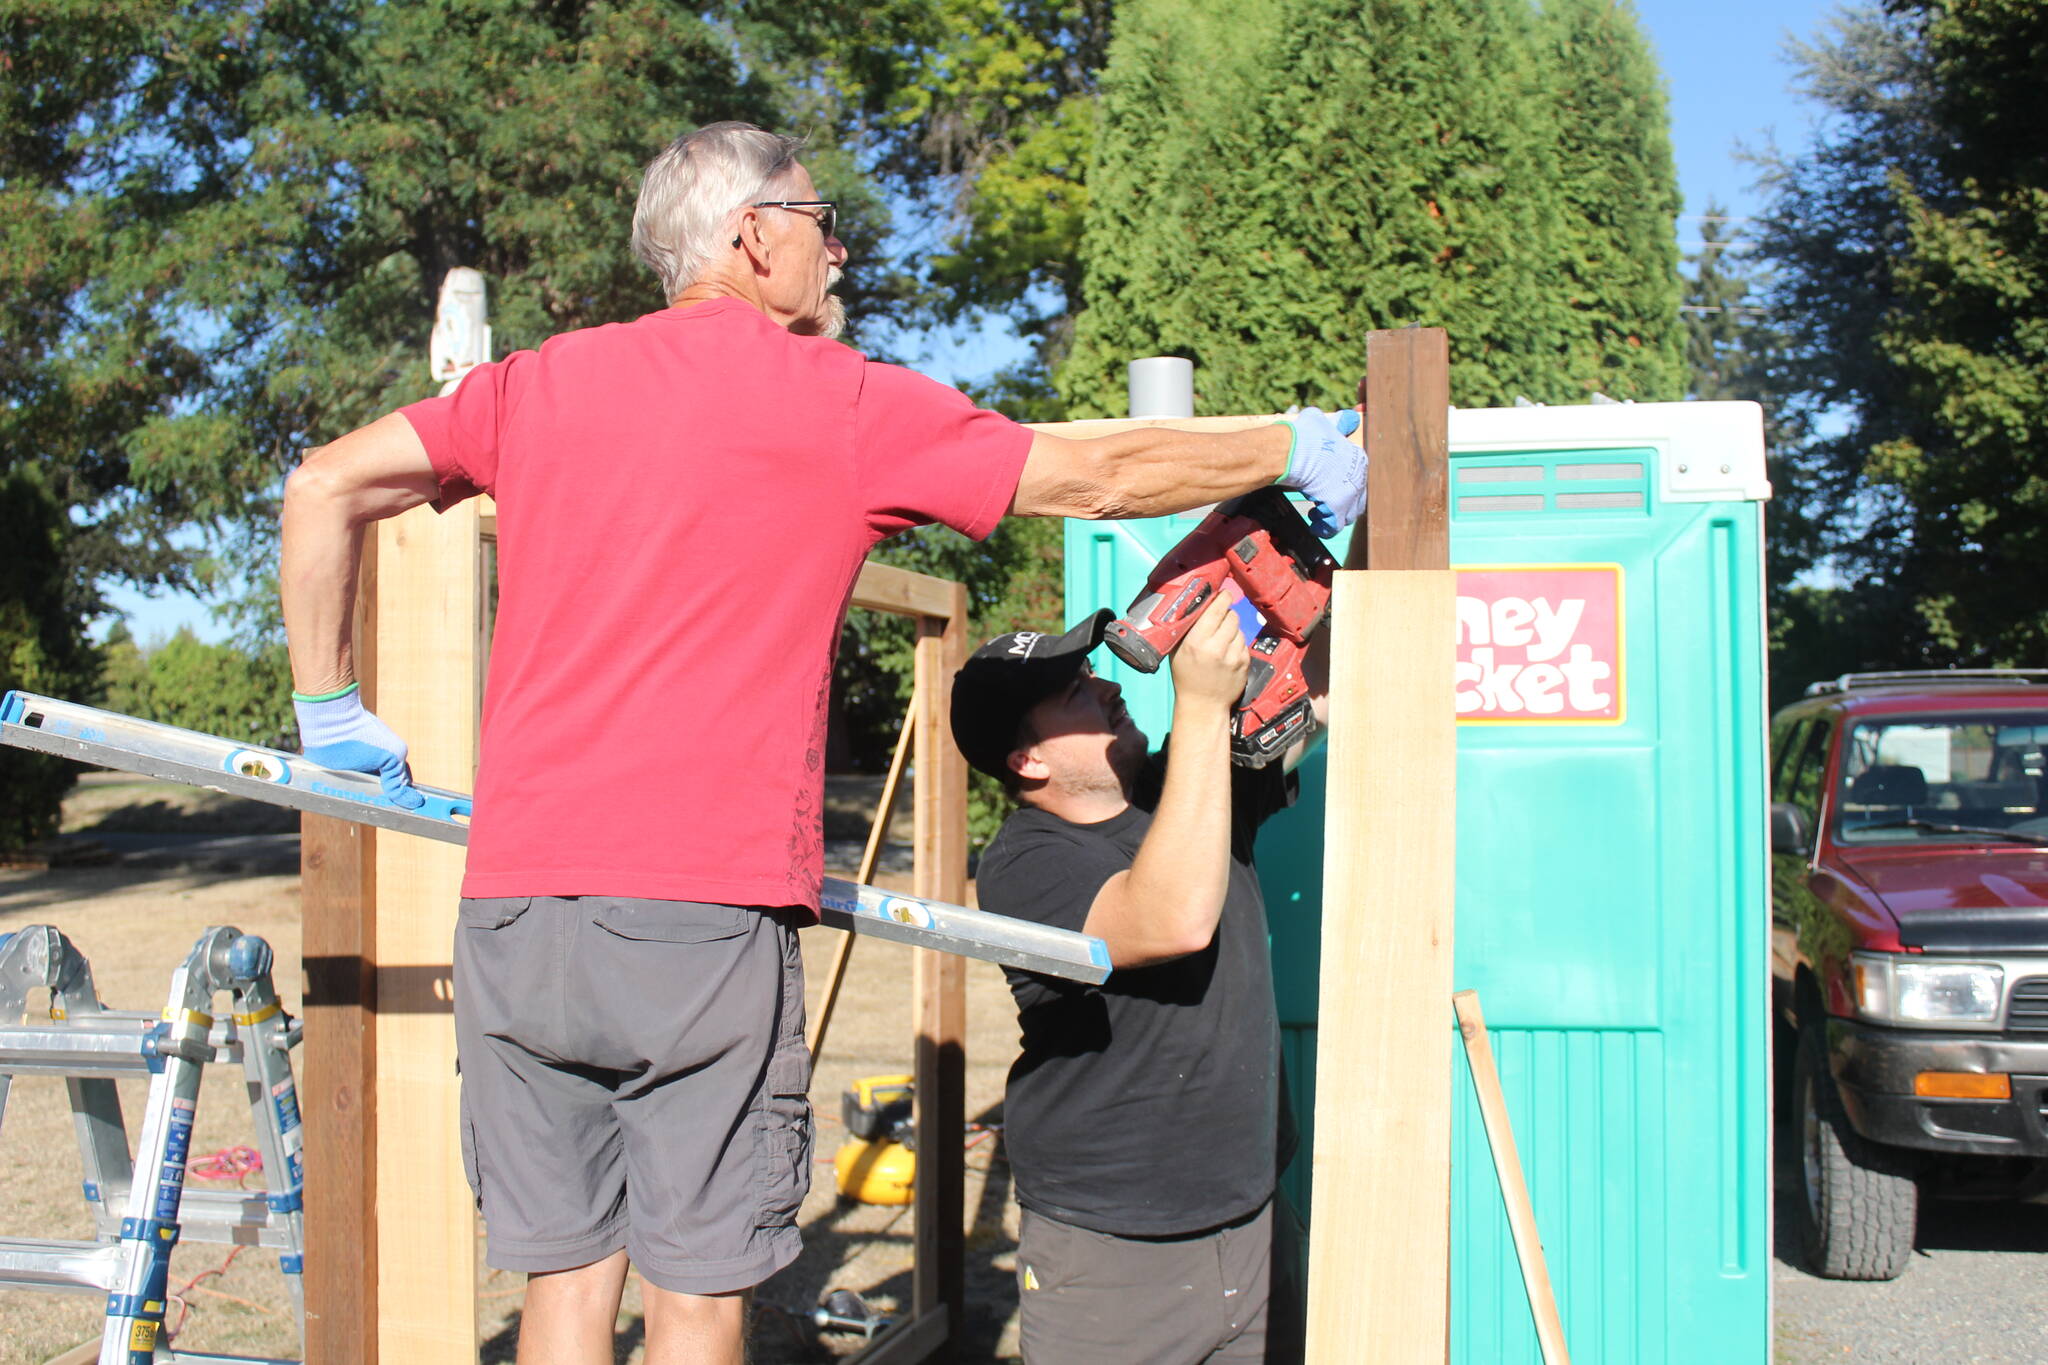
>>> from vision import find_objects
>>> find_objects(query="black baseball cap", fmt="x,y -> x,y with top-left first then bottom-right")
950,609 -> 1114,780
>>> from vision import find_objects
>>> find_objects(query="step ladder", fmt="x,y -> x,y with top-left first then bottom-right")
0,924 -> 305,1365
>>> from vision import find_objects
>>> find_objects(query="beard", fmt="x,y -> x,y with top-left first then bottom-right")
792,267 -> 846,340
1107,722 -> 1150,792
815,292 -> 846,340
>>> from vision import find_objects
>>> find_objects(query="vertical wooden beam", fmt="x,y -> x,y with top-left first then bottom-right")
372,502 -> 482,1363
910,583 -> 970,1350
301,538 -> 379,1365
1306,327 -> 1456,1362
1353,328 -> 1451,572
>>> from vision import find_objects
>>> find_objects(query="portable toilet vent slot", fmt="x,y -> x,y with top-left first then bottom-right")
1455,455 -> 1651,516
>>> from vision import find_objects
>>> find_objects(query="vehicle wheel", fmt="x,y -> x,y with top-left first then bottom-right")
1793,1021 -> 1918,1280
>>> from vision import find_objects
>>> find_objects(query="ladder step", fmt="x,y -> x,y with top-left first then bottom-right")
0,1020 -> 245,1077
177,1190 -> 296,1249
0,1236 -> 122,1293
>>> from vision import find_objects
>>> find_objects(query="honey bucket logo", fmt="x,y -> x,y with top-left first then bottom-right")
1455,565 -> 1623,724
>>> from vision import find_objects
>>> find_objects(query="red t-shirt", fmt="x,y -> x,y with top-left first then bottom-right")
400,298 -> 1030,910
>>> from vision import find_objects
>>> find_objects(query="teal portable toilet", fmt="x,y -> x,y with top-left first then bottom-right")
1062,400 -> 1771,1364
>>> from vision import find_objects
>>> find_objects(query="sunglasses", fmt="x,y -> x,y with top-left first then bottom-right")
750,200 -> 837,239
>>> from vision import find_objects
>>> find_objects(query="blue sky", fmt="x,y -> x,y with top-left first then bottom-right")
107,0 -> 1846,646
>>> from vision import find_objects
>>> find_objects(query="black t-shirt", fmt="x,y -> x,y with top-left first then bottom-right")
975,745 -> 1294,1236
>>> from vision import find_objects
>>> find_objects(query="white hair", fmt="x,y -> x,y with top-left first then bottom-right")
631,122 -> 806,301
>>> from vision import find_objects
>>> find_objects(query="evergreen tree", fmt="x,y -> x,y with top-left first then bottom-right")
1539,0 -> 1685,400
0,3 -> 899,836
760,1 -> 1110,407
1060,0 -> 1680,417
1681,204 -> 1758,402
1754,2 -> 2048,665
0,469 -> 100,849
1873,0 -> 2048,661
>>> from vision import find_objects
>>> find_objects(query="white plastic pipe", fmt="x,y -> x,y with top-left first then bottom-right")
1127,356 -> 1194,419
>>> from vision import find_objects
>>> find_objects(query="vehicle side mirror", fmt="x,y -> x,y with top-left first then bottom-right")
1771,802 -> 1811,855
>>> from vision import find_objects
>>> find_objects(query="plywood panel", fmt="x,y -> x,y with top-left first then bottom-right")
1305,570 -> 1458,1363
372,501 -> 481,1363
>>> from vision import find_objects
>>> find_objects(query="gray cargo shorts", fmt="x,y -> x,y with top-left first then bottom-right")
453,895 -> 810,1295
1016,1202 -> 1273,1364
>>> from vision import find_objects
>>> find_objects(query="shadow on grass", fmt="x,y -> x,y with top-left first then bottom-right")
0,862 -> 299,919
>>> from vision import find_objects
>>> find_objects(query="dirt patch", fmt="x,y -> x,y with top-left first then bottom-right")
0,778 -> 1026,1364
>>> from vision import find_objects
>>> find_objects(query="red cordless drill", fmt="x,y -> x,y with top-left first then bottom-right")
1102,487 -> 1335,768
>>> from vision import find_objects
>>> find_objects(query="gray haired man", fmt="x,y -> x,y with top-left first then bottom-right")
279,120 -> 1365,1363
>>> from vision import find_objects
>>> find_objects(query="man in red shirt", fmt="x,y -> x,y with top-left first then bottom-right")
280,121 -> 1364,1365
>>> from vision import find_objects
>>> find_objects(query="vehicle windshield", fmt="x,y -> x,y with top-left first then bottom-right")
1836,712 -> 2048,845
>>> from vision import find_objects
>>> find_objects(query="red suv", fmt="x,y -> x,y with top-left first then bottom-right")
1770,671 -> 2048,1279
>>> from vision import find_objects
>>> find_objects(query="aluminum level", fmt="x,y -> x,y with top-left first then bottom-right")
0,694 -> 1111,985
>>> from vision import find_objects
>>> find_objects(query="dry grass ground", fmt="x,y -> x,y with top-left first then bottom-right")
0,776 -> 1028,1364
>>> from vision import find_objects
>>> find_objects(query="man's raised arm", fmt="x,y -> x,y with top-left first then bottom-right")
278,410 -> 442,806
1010,406 -> 1365,537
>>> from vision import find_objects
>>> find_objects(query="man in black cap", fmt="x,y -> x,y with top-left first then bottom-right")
952,593 -> 1327,1364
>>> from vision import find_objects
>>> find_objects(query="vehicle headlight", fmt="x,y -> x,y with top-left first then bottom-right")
1852,953 -> 2004,1026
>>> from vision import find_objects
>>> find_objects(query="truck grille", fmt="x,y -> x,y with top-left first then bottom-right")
2008,977 -> 2048,1033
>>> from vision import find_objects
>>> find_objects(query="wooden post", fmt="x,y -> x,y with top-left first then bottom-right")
1352,328 -> 1451,573
372,502 -> 482,1362
910,582 -> 969,1352
300,539 -> 379,1365
1306,328 -> 1456,1362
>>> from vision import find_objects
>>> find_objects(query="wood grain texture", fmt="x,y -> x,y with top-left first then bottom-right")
372,501 -> 480,1362
910,583 -> 969,1350
301,535 -> 378,1365
1454,991 -> 1571,1365
301,817 -> 376,1363
854,561 -> 960,621
1305,570 -> 1458,1364
1356,329 -> 1450,572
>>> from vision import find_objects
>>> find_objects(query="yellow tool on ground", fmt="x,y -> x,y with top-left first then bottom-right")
834,1075 -> 915,1205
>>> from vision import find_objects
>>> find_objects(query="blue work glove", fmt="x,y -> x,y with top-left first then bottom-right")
1274,406 -> 1366,538
293,683 -> 425,809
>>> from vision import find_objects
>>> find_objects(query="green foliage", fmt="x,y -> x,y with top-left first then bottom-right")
1682,203 -> 1762,403
1539,0 -> 1685,401
4,3 -> 902,644
0,470 -> 99,849
96,629 -> 298,751
1060,0 -> 1683,417
1755,2 -> 2048,669
837,513 -> 1067,845
1679,203 -> 1832,620
763,1 -> 1109,396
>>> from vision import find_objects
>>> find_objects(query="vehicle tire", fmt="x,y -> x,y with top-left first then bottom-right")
1793,1020 -> 1918,1280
